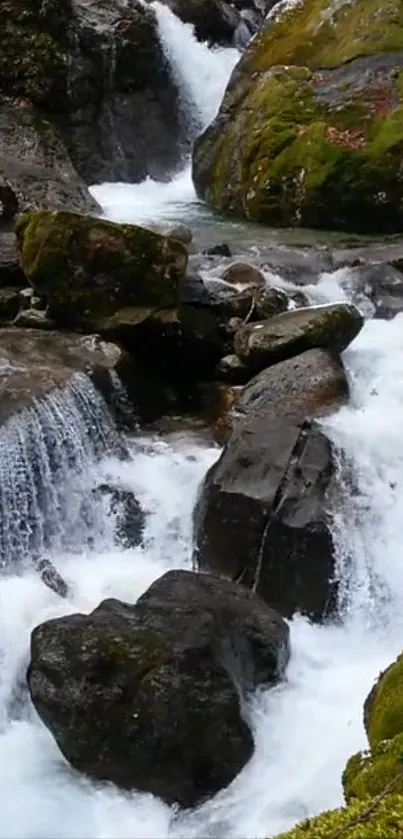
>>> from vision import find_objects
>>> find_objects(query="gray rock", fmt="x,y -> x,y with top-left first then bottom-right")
193,348 -> 349,620
0,103 -> 99,217
234,303 -> 363,371
0,328 -> 123,426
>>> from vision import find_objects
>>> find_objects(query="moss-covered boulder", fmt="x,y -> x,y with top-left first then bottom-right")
343,734 -> 403,803
234,303 -> 363,371
364,654 -> 403,748
192,0 -> 403,232
15,210 -> 188,330
274,793 -> 403,838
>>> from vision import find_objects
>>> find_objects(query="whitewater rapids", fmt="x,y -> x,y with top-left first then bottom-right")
3,5 -> 402,838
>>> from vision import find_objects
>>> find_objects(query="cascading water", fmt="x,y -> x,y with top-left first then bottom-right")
6,4 -> 403,837
1,274 -> 403,838
90,5 -> 239,225
0,373 -> 124,567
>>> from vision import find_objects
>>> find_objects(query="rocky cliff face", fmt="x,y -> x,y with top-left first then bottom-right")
192,0 -> 403,233
1,0 -> 181,216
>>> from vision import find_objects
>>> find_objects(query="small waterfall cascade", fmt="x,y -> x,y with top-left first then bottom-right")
152,1 -> 239,139
0,373 -> 126,568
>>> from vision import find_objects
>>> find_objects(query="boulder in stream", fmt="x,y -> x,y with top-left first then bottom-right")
27,568 -> 290,807
194,348 -> 348,620
15,210 -> 188,331
234,303 -> 363,372
192,0 -> 403,233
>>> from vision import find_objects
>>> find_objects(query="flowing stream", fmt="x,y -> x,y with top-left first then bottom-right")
3,6 -> 403,839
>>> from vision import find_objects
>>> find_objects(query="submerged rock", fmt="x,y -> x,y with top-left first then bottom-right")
15,210 -> 188,331
192,0 -> 403,232
91,483 -> 146,549
27,568 -> 289,807
194,349 -> 348,620
234,303 -> 363,371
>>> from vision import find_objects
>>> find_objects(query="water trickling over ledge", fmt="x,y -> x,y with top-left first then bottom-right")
0,373 -> 123,568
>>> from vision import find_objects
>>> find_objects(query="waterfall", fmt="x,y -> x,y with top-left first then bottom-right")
0,373 -> 125,568
90,5 -> 239,223
152,2 -> 239,138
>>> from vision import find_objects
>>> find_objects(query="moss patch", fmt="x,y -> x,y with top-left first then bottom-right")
242,0 -> 403,74
274,792 -> 403,838
365,655 -> 403,748
343,734 -> 403,803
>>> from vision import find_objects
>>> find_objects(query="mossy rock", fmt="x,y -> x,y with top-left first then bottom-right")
274,792 -> 403,838
241,0 -> 403,74
343,733 -> 403,803
364,654 -> 403,748
15,210 -> 188,331
192,0 -> 403,232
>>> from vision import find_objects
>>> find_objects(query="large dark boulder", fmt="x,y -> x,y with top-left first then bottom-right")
27,568 -> 290,807
1,0 -> 181,188
194,349 -> 349,620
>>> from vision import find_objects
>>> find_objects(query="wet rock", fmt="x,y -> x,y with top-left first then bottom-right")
27,568 -> 290,807
146,222 -> 193,245
13,308 -> 57,330
0,232 -> 27,288
16,210 -> 188,331
216,353 -> 252,384
0,102 -> 99,217
91,483 -> 146,549
0,328 -> 123,426
33,557 -> 70,599
253,285 -> 289,319
0,288 -> 20,323
2,0 -> 181,185
221,262 -> 266,288
193,348 -> 348,620
234,303 -> 363,372
344,263 -> 403,320
203,243 -> 232,257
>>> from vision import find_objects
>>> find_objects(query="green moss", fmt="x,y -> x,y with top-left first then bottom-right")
365,655 -> 403,748
243,0 -> 403,74
273,793 -> 403,838
194,60 -> 403,232
15,210 -> 188,331
343,734 -> 403,803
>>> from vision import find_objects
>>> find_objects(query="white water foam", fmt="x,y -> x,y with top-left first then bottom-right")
1,272 -> 403,837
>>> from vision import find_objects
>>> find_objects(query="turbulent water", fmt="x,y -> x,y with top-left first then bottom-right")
5,6 -> 403,839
